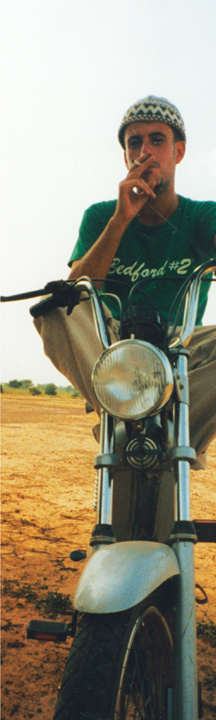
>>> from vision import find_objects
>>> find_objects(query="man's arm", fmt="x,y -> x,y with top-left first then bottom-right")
68,153 -> 158,287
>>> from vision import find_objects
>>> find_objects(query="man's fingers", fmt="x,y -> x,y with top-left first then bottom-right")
129,153 -> 156,175
121,176 -> 156,199
132,186 -> 156,199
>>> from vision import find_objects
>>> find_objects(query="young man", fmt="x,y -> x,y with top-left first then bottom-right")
35,95 -> 216,541
67,96 -> 216,324
35,96 -> 216,459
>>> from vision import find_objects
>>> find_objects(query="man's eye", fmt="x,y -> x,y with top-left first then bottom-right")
128,138 -> 140,147
152,137 -> 163,145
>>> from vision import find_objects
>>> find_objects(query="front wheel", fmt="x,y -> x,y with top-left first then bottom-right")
53,602 -> 173,720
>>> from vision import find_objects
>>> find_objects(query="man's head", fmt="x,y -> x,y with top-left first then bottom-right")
118,97 -> 186,198
118,96 -> 186,149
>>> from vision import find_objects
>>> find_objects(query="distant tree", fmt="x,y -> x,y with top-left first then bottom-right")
29,386 -> 41,396
45,383 -> 57,396
21,379 -> 33,388
8,379 -> 22,388
70,388 -> 81,398
0,383 -> 4,393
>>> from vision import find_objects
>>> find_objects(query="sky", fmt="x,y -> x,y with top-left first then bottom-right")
1,0 -> 216,386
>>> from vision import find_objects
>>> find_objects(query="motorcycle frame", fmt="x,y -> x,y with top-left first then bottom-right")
73,262 -> 215,720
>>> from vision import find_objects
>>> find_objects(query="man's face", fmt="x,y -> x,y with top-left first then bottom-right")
124,121 -> 185,195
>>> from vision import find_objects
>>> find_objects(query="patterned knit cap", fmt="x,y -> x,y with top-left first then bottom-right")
118,95 -> 186,148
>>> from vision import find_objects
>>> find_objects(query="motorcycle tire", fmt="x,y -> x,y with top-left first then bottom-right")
53,601 -> 173,720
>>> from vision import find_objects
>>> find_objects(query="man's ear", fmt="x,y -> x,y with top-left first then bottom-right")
175,141 -> 186,165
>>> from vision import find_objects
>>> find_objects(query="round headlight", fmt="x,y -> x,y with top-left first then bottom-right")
92,339 -> 173,420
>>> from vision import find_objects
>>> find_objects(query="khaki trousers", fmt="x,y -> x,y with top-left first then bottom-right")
34,302 -> 216,541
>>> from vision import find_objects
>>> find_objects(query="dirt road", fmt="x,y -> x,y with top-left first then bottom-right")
1,395 -> 216,719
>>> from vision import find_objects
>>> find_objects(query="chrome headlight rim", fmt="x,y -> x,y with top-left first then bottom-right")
92,339 -> 173,420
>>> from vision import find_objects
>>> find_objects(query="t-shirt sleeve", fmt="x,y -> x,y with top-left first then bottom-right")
193,201 -> 216,256
68,202 -> 115,267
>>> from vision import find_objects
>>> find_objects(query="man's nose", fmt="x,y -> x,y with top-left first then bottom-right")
140,139 -> 151,155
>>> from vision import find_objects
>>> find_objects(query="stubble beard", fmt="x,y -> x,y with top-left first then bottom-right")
152,176 -> 172,196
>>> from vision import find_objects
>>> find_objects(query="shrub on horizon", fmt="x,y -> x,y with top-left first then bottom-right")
45,383 -> 57,396
8,379 -> 22,388
21,379 -> 33,388
70,388 -> 81,398
29,387 -> 42,396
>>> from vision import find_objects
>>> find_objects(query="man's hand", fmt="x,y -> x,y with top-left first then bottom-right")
115,153 -> 160,225
68,152 -> 161,287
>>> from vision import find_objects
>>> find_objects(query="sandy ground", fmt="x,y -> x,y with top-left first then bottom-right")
1,394 -> 216,719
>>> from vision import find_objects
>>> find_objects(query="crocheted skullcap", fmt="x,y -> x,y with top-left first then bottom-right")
118,95 -> 186,148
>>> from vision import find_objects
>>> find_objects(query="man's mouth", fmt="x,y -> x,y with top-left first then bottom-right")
141,163 -> 160,183
141,167 -> 155,179
143,162 -> 158,171
141,162 -> 159,173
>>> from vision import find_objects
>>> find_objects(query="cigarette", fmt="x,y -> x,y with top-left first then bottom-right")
132,154 -> 151,166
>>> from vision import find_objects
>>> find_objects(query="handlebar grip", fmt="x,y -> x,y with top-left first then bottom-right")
30,294 -> 62,318
30,279 -> 81,318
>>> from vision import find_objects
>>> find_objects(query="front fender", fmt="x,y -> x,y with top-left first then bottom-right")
74,541 -> 179,614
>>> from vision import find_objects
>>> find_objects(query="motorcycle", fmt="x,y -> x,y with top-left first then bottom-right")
27,259 -> 216,720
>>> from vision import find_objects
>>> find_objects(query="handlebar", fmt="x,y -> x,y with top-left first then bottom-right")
69,262 -> 216,351
169,261 -> 216,348
71,278 -> 111,350
29,261 -> 216,351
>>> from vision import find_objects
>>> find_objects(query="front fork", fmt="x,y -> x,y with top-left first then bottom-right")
90,411 -> 116,548
170,349 -> 198,720
91,349 -> 199,719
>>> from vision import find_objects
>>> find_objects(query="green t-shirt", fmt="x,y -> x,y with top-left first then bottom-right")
68,196 -> 216,324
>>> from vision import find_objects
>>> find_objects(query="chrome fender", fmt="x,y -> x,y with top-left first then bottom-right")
74,541 -> 179,614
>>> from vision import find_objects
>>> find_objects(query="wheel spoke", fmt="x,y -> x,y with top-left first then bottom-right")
145,627 -> 157,718
116,608 -> 173,720
121,623 -> 154,719
123,665 -> 145,719
133,629 -> 152,718
127,626 -> 147,715
151,627 -> 159,717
